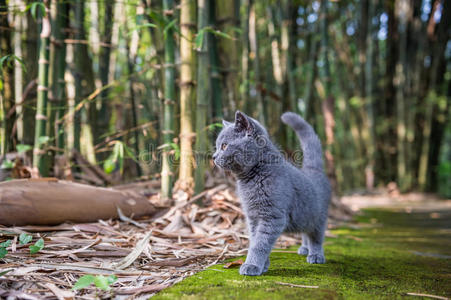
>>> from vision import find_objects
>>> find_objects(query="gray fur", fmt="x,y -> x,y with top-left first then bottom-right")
213,111 -> 331,276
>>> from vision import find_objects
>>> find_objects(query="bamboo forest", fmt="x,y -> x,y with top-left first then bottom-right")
1,0 -> 451,298
1,0 -> 450,199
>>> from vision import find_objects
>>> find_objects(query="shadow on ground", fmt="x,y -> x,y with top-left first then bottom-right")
153,205 -> 451,300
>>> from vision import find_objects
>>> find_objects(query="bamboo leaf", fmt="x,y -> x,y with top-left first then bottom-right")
0,159 -> 13,168
137,23 -> 158,30
149,11 -> 166,29
0,247 -> 7,258
29,238 -> 44,254
103,158 -> 116,174
163,19 -> 177,40
72,275 -> 95,290
127,23 -> 158,36
93,275 -> 110,290
37,136 -> 50,145
19,233 -> 32,245
204,27 -> 233,40
194,29 -> 205,50
170,142 -> 180,160
0,240 -> 11,248
0,269 -> 12,276
122,143 -> 139,163
16,144 -> 32,153
107,275 -> 118,285
208,123 -> 224,131
29,2 -> 46,20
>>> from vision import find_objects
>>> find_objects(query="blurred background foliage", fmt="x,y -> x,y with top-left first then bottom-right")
0,0 -> 450,202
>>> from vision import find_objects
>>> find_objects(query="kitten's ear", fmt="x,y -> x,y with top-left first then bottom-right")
222,120 -> 232,127
234,111 -> 253,133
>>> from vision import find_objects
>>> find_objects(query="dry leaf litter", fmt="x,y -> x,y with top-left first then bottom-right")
0,179 -> 309,299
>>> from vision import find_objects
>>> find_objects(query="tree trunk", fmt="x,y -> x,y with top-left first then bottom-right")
281,0 -> 297,150
382,0 -> 398,183
49,0 -> 67,151
209,0 -> 223,122
318,0 -> 337,193
249,0 -> 264,124
194,0 -> 210,195
33,0 -> 51,176
240,0 -> 250,113
216,0 -> 239,114
125,19 -> 141,177
73,0 -> 96,164
160,0 -> 177,203
97,0 -> 113,151
395,0 -> 411,191
13,0 -> 25,144
303,15 -> 319,122
419,0 -> 451,191
22,1 -> 38,147
178,0 -> 197,193
364,0 -> 376,190
0,0 -> 14,155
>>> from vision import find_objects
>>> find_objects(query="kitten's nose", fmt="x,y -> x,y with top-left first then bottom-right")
212,153 -> 217,160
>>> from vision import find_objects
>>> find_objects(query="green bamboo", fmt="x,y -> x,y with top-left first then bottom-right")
97,0 -> 113,150
72,0 -> 82,152
0,0 -> 13,155
209,0 -> 223,122
49,0 -> 67,151
194,0 -> 210,195
33,0 -> 51,176
160,0 -> 176,202
0,93 -> 5,157
73,0 -> 96,163
364,0 -> 376,189
395,0 -> 410,191
178,0 -> 197,192
240,0 -> 250,113
216,0 -> 239,113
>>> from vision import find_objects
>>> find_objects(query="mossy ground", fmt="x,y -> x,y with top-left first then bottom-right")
154,207 -> 451,299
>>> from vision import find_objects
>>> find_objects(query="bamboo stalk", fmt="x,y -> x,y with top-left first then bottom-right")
194,0 -> 210,195
178,0 -> 197,192
160,0 -> 177,202
33,0 -> 51,176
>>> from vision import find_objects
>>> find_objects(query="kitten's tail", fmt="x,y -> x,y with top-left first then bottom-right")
281,112 -> 324,170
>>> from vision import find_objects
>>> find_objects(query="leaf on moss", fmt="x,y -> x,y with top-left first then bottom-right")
223,259 -> 244,269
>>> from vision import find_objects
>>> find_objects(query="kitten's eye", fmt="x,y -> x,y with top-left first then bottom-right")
221,143 -> 228,150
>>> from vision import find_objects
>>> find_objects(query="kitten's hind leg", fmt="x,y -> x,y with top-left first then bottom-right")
297,233 -> 309,256
263,258 -> 270,273
306,228 -> 326,264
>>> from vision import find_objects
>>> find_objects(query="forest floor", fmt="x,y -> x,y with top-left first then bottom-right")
1,184 -> 450,299
154,194 -> 451,300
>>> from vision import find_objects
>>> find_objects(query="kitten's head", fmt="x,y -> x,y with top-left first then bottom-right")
213,111 -> 269,174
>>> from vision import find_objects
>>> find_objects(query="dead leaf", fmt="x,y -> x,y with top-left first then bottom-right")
223,259 -> 244,269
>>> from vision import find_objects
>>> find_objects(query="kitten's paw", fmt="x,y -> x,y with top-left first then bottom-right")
307,254 -> 326,264
262,259 -> 270,273
297,246 -> 309,256
239,263 -> 263,276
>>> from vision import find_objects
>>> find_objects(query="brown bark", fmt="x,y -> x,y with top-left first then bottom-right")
0,179 -> 160,226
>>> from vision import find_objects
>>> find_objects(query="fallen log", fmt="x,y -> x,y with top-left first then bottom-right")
0,178 -> 160,226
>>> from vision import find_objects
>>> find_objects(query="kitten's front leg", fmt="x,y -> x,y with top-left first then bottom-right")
240,217 -> 285,276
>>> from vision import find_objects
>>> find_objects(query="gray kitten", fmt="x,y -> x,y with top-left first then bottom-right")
213,111 -> 331,276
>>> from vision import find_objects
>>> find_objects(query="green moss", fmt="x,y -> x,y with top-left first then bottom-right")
154,208 -> 451,299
